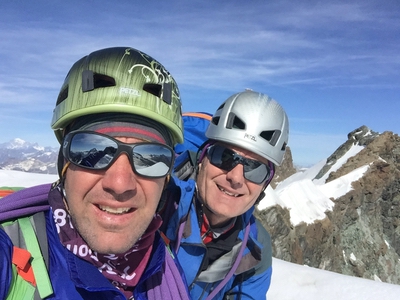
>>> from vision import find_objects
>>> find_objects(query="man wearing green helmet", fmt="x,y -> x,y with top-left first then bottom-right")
0,47 -> 189,299
163,90 -> 289,299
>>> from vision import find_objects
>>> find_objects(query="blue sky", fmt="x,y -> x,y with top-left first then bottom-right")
1,0 -> 399,167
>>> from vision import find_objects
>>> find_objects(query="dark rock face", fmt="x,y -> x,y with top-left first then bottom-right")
256,126 -> 400,284
270,146 -> 297,189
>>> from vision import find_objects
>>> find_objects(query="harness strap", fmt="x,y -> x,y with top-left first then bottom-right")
32,212 -> 50,269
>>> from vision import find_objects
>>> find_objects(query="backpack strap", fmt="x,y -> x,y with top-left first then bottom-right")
173,150 -> 198,181
1,184 -> 54,299
18,215 -> 53,298
2,213 -> 53,299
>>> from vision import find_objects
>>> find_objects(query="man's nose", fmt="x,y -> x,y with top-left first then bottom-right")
101,153 -> 137,200
225,163 -> 245,187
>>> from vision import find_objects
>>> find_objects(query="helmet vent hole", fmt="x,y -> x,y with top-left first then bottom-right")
143,83 -> 172,105
56,86 -> 69,105
93,74 -> 116,89
281,142 -> 287,151
226,113 -> 245,130
143,83 -> 162,97
217,103 -> 225,110
260,130 -> 280,146
211,116 -> 220,126
232,117 -> 245,129
82,70 -> 116,92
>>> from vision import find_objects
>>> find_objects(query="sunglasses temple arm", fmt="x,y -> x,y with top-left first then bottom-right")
264,161 -> 275,187
197,142 -> 214,163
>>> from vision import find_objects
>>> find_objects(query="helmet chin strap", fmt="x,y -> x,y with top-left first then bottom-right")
58,161 -> 71,213
255,168 -> 274,205
255,189 -> 266,205
61,187 -> 70,214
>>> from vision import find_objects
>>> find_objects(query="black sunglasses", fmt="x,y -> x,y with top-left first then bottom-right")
206,144 -> 274,184
62,131 -> 174,178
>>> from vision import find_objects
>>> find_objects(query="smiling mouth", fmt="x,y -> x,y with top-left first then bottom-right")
217,185 -> 241,197
97,205 -> 133,215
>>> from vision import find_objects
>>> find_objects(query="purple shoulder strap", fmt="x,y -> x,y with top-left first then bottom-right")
145,248 -> 190,299
206,222 -> 251,300
0,183 -> 52,222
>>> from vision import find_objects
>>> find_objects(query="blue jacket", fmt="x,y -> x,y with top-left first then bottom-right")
1,186 -> 189,300
165,177 -> 272,300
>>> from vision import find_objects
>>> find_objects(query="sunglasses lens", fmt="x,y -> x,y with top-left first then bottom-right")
67,132 -> 118,169
64,132 -> 173,177
208,145 -> 236,171
243,162 -> 270,184
132,144 -> 173,177
207,145 -> 271,184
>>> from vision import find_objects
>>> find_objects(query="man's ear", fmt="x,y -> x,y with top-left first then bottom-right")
194,161 -> 202,178
163,174 -> 171,190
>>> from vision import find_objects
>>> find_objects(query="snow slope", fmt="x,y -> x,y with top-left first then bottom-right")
0,169 -> 58,187
258,144 -> 367,226
269,257 -> 400,299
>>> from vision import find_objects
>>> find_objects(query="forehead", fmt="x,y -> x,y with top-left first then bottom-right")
215,142 -> 270,165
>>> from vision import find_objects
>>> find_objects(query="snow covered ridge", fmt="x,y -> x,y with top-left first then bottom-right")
256,125 -> 400,286
2,137 -> 44,151
259,144 -> 367,226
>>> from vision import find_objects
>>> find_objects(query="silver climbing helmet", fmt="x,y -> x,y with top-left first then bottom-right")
205,90 -> 289,166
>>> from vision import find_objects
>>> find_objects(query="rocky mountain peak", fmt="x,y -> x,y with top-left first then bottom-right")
325,128 -> 400,184
347,125 -> 379,144
315,125 -> 380,182
271,146 -> 297,189
256,125 -> 400,285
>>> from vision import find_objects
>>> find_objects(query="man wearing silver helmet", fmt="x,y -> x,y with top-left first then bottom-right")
162,90 -> 289,299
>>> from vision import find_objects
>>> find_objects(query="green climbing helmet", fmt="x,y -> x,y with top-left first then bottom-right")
51,47 -> 183,145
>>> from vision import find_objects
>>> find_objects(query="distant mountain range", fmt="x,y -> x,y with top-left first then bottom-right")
0,138 -> 58,174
